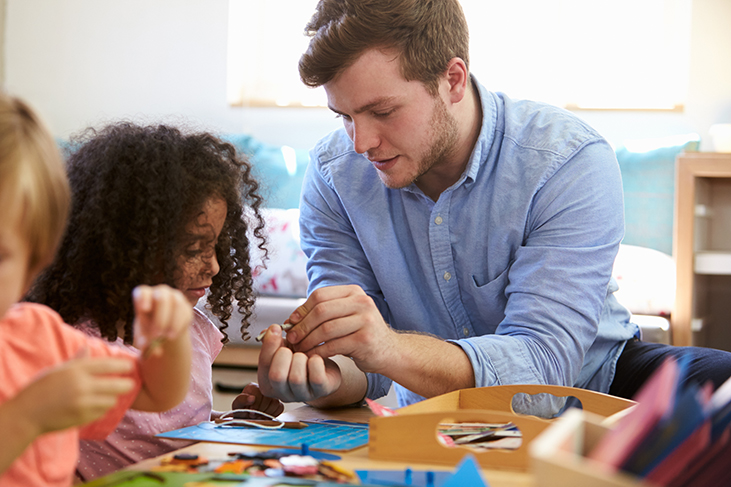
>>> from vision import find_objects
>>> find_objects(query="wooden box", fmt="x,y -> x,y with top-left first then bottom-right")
368,385 -> 635,471
530,408 -> 652,486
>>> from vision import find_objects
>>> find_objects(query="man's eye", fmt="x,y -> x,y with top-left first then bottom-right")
373,110 -> 394,118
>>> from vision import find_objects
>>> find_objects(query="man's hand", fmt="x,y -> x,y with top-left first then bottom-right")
284,285 -> 397,374
257,324 -> 343,403
231,383 -> 285,418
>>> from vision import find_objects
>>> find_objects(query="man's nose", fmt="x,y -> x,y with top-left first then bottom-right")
351,119 -> 380,155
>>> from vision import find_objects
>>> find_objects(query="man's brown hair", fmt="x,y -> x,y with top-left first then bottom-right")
299,0 -> 469,95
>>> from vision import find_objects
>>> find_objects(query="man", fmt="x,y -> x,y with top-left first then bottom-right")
256,0 -> 731,415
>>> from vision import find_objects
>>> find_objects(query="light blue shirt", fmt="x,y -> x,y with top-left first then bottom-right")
299,77 -> 638,415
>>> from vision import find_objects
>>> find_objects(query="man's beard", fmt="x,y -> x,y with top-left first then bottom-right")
380,95 -> 459,189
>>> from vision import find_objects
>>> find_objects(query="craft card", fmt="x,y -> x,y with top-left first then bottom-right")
621,380 -> 710,476
586,356 -> 679,469
156,420 -> 369,452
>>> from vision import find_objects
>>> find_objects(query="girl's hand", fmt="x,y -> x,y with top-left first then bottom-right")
132,285 -> 192,358
231,382 -> 285,418
129,284 -> 192,412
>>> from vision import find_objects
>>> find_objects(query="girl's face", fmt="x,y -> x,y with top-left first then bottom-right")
174,196 -> 228,305
0,191 -> 32,318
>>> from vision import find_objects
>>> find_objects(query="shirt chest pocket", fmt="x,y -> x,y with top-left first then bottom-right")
463,267 -> 510,332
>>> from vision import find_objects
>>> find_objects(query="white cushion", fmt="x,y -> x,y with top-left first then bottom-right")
612,244 -> 675,316
251,208 -> 308,297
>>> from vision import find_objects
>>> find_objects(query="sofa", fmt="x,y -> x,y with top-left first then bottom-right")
199,131 -> 702,348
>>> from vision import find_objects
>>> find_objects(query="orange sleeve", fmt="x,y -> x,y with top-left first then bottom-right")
10,303 -> 143,440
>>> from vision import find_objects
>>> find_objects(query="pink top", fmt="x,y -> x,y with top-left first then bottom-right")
0,303 -> 140,487
76,308 -> 224,481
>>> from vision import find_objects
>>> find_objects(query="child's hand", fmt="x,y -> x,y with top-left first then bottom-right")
231,383 -> 285,418
129,284 -> 192,412
132,285 -> 192,358
13,354 -> 135,435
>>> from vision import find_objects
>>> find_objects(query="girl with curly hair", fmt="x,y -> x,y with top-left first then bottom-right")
27,122 -> 283,481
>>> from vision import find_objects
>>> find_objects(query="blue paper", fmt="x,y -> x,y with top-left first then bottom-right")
442,455 -> 489,487
156,420 -> 368,451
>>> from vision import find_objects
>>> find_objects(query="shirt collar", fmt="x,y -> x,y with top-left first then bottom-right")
461,74 -> 497,186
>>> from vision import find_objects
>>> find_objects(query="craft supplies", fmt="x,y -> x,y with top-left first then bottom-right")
214,409 -> 287,430
149,448 -> 359,483
213,418 -> 308,429
255,323 -> 293,342
141,336 -> 166,359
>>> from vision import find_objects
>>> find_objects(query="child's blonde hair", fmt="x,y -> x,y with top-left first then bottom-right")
0,92 -> 70,274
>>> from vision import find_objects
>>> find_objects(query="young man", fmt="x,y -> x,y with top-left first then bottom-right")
257,0 -> 731,415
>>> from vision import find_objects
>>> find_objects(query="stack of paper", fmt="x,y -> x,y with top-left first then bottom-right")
587,355 -> 731,486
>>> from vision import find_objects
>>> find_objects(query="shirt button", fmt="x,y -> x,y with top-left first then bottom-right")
435,216 -> 443,225
463,327 -> 470,337
443,272 -> 452,281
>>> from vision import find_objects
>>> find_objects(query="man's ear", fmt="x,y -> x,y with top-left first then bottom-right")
443,57 -> 469,104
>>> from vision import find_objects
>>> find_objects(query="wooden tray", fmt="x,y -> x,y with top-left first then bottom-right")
368,385 -> 636,471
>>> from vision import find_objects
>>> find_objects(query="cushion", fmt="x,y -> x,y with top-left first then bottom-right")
616,133 -> 700,255
250,208 -> 308,297
222,133 -> 310,209
612,244 -> 675,316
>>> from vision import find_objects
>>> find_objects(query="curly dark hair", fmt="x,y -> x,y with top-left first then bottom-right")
26,122 -> 267,344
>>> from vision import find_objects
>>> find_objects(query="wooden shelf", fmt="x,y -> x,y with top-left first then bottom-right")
695,251 -> 731,275
673,152 -> 731,347
213,345 -> 260,368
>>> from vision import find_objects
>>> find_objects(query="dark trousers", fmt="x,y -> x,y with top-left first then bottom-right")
609,337 -> 731,400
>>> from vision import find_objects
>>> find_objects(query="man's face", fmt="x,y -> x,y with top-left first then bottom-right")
324,49 -> 458,190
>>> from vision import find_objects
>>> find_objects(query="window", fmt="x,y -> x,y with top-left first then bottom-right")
227,0 -> 324,107
227,0 -> 692,111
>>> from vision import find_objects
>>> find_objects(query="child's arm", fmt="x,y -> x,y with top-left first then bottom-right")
0,356 -> 135,474
129,285 -> 192,412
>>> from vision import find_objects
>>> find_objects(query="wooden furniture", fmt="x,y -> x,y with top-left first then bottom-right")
672,152 -> 731,347
531,409 -> 652,487
369,385 -> 634,471
126,386 -> 636,486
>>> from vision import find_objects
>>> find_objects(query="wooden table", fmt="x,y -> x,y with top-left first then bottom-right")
129,405 -> 535,487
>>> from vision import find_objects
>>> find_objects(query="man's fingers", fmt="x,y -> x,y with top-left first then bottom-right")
306,355 -> 331,398
258,325 -> 285,366
293,314 -> 359,352
266,346 -> 294,399
287,289 -> 367,345
287,284 -> 360,325
287,353 -> 312,401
